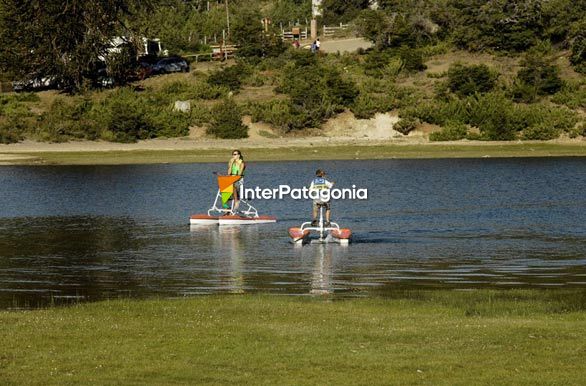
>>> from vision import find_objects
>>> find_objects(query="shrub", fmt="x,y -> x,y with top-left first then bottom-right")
108,98 -> 154,142
160,80 -> 226,101
363,50 -> 392,78
397,46 -> 427,72
447,63 -> 498,97
0,119 -> 24,144
521,123 -> 561,140
190,104 -> 212,127
551,83 -> 586,109
429,121 -> 468,141
278,59 -> 358,130
351,92 -> 394,119
570,34 -> 586,74
568,121 -> 585,138
207,64 -> 251,92
394,116 -> 419,135
513,48 -> 563,101
246,99 -> 293,130
39,97 -> 100,142
208,98 -> 248,139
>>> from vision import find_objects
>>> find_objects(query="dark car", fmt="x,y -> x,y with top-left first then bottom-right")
150,56 -> 190,75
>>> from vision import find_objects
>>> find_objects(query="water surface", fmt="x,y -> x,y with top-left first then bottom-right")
1,158 -> 585,308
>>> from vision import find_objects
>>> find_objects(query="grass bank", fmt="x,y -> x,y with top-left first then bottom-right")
1,290 -> 585,384
3,142 -> 586,165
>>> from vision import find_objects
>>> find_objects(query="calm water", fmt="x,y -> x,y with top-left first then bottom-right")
1,158 -> 585,308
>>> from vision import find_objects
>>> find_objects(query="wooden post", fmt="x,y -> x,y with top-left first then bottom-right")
311,18 -> 317,40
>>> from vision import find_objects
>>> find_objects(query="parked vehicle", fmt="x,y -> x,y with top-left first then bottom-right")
12,76 -> 59,92
150,56 -> 190,75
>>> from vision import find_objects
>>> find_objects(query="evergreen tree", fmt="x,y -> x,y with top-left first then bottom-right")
0,0 -> 150,92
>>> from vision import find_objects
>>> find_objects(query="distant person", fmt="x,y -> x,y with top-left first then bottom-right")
311,40 -> 317,53
227,149 -> 245,213
293,40 -> 300,49
315,38 -> 321,52
310,169 -> 334,227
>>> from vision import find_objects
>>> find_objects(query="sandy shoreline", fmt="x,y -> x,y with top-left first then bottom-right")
1,135 -> 585,165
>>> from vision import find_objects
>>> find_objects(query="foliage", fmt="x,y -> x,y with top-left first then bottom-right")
355,9 -> 394,49
232,6 -> 287,60
403,92 -> 578,141
208,98 -> 248,139
0,119 -> 25,144
268,0 -> 312,25
277,56 -> 358,130
447,63 -> 498,97
0,0 -> 151,92
39,97 -> 101,142
207,64 -> 252,92
246,99 -> 294,130
321,0 -> 372,24
429,121 -> 468,141
450,0 -> 544,52
551,83 -> 586,109
397,46 -> 427,72
351,92 -> 395,119
570,33 -> 586,74
394,116 -> 419,135
513,46 -> 563,102
105,44 -> 139,86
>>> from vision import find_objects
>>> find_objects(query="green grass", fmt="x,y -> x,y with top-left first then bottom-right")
1,290 -> 585,384
4,142 -> 586,165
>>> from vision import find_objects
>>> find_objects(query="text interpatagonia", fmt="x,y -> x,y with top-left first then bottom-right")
239,185 -> 368,201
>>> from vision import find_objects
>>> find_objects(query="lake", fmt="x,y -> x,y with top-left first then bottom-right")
1,158 -> 585,308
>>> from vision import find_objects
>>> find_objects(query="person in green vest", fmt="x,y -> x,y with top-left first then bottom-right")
227,149 -> 245,213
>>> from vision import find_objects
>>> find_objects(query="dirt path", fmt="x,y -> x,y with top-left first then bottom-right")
319,38 -> 373,54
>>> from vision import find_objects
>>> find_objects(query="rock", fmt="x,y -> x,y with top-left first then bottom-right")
173,101 -> 191,113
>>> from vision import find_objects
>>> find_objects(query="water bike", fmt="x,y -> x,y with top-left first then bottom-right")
288,205 -> 351,245
190,175 -> 276,226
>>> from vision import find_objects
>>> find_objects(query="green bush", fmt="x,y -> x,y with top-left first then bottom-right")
207,64 -> 251,92
397,46 -> 427,72
278,58 -> 358,130
108,98 -> 154,143
38,97 -> 100,142
363,51 -> 392,78
160,80 -> 226,101
521,123 -> 561,140
190,104 -> 212,127
351,92 -> 394,119
569,122 -> 585,138
570,35 -> 586,74
394,116 -> 419,135
429,121 -> 468,141
447,63 -> 498,97
551,84 -> 586,109
246,99 -> 292,130
513,48 -> 563,102
0,119 -> 25,144
208,98 -> 248,139
402,92 -> 578,141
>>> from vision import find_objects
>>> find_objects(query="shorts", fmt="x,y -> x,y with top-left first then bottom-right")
313,201 -> 330,210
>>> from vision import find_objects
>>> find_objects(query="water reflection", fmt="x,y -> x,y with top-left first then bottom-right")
310,245 -> 334,295
1,159 -> 586,309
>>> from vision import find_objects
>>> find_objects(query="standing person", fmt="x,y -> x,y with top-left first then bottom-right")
309,169 -> 334,227
227,149 -> 245,213
311,40 -> 317,53
315,38 -> 321,52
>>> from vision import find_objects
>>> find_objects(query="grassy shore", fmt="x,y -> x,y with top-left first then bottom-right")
2,142 -> 586,165
1,290 -> 585,384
